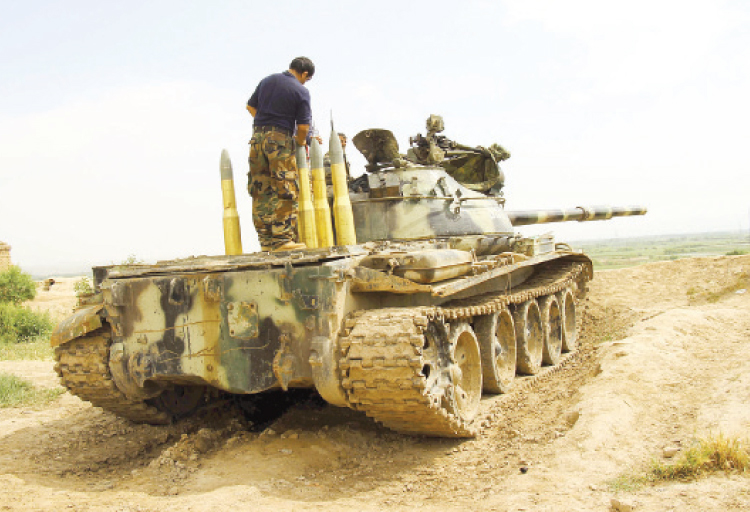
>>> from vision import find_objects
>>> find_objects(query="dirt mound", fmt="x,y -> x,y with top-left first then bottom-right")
1,255 -> 748,511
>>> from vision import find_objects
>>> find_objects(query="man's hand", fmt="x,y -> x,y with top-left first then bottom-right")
296,124 -> 310,146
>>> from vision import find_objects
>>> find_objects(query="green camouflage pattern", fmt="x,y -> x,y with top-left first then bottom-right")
247,131 -> 300,249
440,151 -> 501,193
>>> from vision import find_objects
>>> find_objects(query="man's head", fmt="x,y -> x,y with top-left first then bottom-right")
338,132 -> 347,149
289,57 -> 315,84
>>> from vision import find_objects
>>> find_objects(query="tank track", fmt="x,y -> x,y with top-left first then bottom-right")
54,330 -> 171,425
339,259 -> 590,437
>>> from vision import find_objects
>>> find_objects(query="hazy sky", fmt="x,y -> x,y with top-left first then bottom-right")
1,0 -> 748,275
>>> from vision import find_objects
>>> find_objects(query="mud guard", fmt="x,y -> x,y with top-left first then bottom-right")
50,304 -> 104,348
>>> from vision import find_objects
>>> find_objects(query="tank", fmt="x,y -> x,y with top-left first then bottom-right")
51,116 -> 646,437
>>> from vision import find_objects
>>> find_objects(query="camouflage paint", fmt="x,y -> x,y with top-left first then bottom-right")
353,168 -> 513,246
99,253 -> 379,397
507,206 -> 648,226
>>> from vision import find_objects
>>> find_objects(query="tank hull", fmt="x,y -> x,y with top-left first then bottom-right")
53,157 -> 643,437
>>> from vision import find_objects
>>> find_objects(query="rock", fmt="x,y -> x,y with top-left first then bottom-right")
663,446 -> 680,458
279,449 -> 293,455
193,436 -> 213,454
563,411 -> 580,427
611,497 -> 636,511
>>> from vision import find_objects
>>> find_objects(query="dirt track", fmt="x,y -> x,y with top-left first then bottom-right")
2,255 -> 749,511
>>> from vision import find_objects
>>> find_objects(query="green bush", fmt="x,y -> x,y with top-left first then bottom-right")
74,277 -> 94,296
0,303 -> 54,343
0,266 -> 36,305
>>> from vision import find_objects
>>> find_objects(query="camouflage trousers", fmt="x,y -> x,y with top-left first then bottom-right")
248,130 -> 300,250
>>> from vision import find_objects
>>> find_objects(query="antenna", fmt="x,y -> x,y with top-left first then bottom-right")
330,110 -> 334,132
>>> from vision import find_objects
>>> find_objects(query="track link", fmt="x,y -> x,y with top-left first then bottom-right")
54,330 -> 171,425
339,259 -> 591,437
340,308 -> 477,437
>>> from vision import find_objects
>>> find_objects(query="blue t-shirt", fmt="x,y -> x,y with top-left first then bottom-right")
248,71 -> 312,133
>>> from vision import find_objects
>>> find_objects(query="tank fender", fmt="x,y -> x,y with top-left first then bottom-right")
50,304 -> 104,348
350,266 -> 433,294
359,249 -> 474,285
309,335 -> 348,407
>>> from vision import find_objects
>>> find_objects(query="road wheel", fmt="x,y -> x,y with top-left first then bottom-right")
514,299 -> 543,375
446,322 -> 482,422
558,287 -> 577,352
539,295 -> 563,365
475,307 -> 516,393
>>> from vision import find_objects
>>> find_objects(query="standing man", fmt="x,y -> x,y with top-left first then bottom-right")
246,57 -> 315,252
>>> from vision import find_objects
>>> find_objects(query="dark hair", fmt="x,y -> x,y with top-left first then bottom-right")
290,57 -> 315,78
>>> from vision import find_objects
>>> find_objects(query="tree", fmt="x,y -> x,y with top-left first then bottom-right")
0,266 -> 37,305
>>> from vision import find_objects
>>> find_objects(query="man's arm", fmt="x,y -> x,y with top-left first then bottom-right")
246,105 -> 257,117
295,124 -> 309,146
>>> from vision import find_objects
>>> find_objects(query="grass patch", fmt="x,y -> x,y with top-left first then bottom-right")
608,473 -> 647,492
609,434 -> 749,491
0,337 -> 54,360
0,373 -> 64,408
650,434 -> 749,481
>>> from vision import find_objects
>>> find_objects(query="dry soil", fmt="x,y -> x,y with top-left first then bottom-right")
1,256 -> 749,511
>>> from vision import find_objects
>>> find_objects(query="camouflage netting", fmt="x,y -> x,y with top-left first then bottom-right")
0,242 -> 11,272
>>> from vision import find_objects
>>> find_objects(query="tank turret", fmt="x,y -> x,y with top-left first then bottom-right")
349,126 -> 645,256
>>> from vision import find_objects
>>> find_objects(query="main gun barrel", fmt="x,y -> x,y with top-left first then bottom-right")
506,205 -> 647,226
